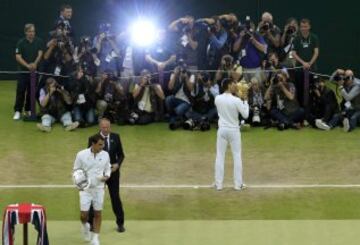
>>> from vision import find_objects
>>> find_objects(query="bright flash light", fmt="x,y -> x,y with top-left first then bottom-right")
130,19 -> 157,47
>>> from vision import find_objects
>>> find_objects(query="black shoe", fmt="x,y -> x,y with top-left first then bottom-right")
277,123 -> 285,131
117,226 -> 126,233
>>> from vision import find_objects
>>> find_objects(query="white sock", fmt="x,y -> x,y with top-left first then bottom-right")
92,233 -> 99,240
81,223 -> 88,230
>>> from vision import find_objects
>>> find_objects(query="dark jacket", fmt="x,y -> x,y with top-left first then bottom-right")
88,132 -> 125,167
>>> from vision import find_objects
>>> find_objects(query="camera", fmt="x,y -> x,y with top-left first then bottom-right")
99,23 -> 114,39
199,72 -> 210,84
128,112 -> 139,124
261,21 -> 273,32
252,106 -> 261,124
286,26 -> 296,35
344,76 -> 353,81
208,24 -> 217,33
177,59 -> 188,74
334,74 -> 344,82
273,75 -> 281,85
55,83 -> 63,90
223,56 -> 233,68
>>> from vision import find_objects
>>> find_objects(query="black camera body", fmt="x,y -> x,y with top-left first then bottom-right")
334,74 -> 345,82
177,59 -> 188,74
261,21 -> 273,32
286,26 -> 296,35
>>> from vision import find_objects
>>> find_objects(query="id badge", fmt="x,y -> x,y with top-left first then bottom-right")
302,43 -> 309,48
94,58 -> 101,66
105,53 -> 112,63
345,101 -> 352,109
241,49 -> 247,58
54,66 -> 61,76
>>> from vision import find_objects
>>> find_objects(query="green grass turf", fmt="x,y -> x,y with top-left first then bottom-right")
1,80 -> 360,242
3,220 -> 360,245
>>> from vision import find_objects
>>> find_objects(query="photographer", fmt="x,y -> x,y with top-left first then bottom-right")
165,60 -> 195,130
325,69 -> 360,132
169,16 -> 199,71
247,77 -> 268,126
43,21 -> 75,88
183,72 -> 219,131
95,70 -> 128,124
215,54 -> 234,91
264,70 -> 304,130
145,29 -> 176,90
131,69 -> 165,124
306,75 -> 339,130
263,52 -> 288,88
37,77 -> 79,132
74,36 -> 97,77
280,18 -> 298,65
257,12 -> 281,54
55,4 -> 73,39
93,23 -> 121,75
70,67 -> 97,127
197,16 -> 229,70
233,17 -> 267,83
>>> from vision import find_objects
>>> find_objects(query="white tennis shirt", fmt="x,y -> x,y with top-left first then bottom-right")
215,93 -> 249,129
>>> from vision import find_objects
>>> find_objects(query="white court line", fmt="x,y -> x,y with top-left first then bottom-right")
1,184 -> 360,189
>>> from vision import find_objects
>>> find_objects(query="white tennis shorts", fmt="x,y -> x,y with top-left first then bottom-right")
79,188 -> 105,211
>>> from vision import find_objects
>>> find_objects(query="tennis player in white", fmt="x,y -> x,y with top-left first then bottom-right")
73,133 -> 111,245
214,78 -> 249,191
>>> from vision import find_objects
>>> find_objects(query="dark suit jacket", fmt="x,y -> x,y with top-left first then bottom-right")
88,132 -> 125,167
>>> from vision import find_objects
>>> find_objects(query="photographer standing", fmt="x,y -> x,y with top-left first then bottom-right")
169,16 -> 199,71
13,23 -> 44,120
233,18 -> 267,83
55,4 -> 74,40
198,16 -> 229,71
165,61 -> 195,130
43,21 -> 74,89
280,18 -> 298,65
93,23 -> 120,75
37,77 -> 79,132
145,29 -> 177,90
131,69 -> 165,124
74,36 -> 97,78
214,78 -> 249,191
258,12 -> 281,54
264,70 -> 304,130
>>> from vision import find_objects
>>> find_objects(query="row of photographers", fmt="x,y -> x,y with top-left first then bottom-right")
13,5 -> 360,131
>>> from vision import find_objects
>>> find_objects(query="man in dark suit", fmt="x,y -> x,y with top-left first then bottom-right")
88,117 -> 125,232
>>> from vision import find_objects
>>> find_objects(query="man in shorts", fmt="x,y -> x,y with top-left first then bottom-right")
73,133 -> 111,245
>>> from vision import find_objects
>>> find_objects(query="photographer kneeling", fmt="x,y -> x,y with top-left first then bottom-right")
183,72 -> 219,131
264,70 -> 304,130
95,70 -> 127,124
131,69 -> 165,125
37,77 -> 79,132
165,60 -> 195,130
306,75 -> 339,130
321,69 -> 360,132
70,67 -> 97,127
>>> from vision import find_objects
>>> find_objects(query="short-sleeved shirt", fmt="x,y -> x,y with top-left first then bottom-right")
239,33 -> 267,69
292,33 -> 319,70
262,25 -> 281,54
15,37 -> 44,71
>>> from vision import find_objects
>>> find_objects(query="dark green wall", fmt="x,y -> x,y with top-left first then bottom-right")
0,0 -> 359,76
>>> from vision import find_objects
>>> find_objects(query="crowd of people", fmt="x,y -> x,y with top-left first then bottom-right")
12,4 -> 360,132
